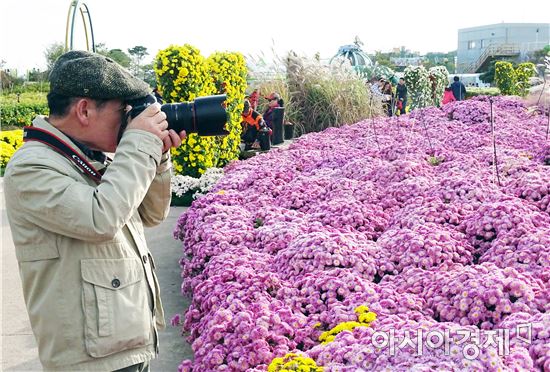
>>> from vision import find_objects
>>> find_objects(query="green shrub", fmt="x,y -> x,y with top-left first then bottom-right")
1,92 -> 47,104
0,92 -> 49,128
0,102 -> 49,127
3,82 -> 50,94
495,61 -> 535,97
465,87 -> 501,98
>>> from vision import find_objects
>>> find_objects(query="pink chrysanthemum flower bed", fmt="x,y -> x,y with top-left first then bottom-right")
174,96 -> 550,371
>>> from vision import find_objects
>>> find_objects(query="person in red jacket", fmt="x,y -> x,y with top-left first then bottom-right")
442,87 -> 456,105
241,99 -> 266,150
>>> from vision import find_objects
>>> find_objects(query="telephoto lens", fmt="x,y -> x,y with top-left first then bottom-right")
127,94 -> 229,136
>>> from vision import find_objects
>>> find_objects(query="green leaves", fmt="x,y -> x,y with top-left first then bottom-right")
495,61 -> 536,97
427,155 -> 443,166
254,217 -> 264,229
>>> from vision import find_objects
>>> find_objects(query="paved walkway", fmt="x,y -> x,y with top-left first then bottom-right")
1,177 -> 193,371
0,137 -> 297,371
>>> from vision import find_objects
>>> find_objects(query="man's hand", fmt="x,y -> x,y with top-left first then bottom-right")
125,103 -> 186,152
162,129 -> 186,152
126,103 -> 169,142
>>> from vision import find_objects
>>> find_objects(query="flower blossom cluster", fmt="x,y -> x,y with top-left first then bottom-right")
171,167 -> 224,198
173,96 -> 549,371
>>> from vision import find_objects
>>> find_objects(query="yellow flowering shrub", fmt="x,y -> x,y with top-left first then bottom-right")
318,305 -> 377,344
206,51 -> 248,167
154,44 -> 216,177
514,62 -> 536,97
154,45 -> 248,177
268,352 -> 323,371
495,61 -> 516,96
494,61 -> 536,97
1,129 -> 24,169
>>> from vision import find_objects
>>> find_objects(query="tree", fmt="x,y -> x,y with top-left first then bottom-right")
1,70 -> 14,89
140,62 -> 156,87
480,61 -> 497,84
397,47 -> 412,58
28,68 -> 47,82
372,51 -> 395,69
530,45 -> 550,66
107,49 -> 131,68
44,42 -> 66,73
94,42 -> 109,55
128,46 -> 149,78
92,43 -> 131,68
423,52 -> 456,73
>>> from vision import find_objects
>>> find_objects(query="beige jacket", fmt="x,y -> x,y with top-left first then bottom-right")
5,116 -> 170,371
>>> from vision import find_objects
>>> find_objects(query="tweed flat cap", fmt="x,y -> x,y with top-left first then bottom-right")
49,50 -> 151,100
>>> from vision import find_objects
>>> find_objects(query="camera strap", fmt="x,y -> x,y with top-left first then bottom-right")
23,126 -> 103,184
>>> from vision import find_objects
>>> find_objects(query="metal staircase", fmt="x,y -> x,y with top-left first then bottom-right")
466,44 -> 520,73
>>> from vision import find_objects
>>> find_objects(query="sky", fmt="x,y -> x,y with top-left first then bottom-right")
1,0 -> 549,73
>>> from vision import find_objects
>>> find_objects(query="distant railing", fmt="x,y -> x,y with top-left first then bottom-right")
466,43 -> 520,73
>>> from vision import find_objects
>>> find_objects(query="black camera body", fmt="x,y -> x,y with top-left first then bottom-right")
126,94 -> 229,136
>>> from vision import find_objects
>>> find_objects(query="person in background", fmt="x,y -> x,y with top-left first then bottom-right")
263,92 -> 282,129
442,86 -> 456,105
241,99 -> 265,150
369,77 -> 383,97
450,75 -> 467,101
248,88 -> 259,110
395,77 -> 407,115
381,81 -> 394,117
4,50 -> 187,372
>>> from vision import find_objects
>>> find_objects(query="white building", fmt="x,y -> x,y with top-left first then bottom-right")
456,23 -> 549,73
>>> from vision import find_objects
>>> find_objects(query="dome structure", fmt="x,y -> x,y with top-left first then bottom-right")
330,44 -> 373,67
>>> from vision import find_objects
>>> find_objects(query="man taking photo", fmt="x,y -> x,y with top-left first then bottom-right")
4,50 -> 186,371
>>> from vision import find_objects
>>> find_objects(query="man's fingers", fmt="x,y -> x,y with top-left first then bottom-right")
162,130 -> 183,152
158,119 -> 168,131
156,110 -> 167,123
162,135 -> 172,153
141,102 -> 162,117
168,130 -> 182,147
159,129 -> 170,141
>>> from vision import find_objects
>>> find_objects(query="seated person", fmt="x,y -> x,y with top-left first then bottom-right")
263,92 -> 283,129
241,99 -> 265,150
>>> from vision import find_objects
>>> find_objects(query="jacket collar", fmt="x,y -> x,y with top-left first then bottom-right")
31,116 -> 108,170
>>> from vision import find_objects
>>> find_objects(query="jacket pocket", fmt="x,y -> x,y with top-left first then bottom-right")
81,258 -> 152,358
16,244 -> 59,262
